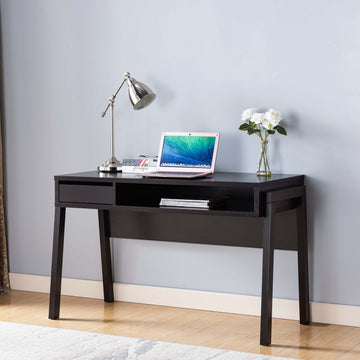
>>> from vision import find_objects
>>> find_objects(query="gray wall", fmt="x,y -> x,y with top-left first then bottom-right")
1,0 -> 360,306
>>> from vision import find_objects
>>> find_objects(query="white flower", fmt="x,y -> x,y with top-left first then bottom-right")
265,109 -> 282,127
250,112 -> 265,125
241,108 -> 256,121
262,119 -> 273,130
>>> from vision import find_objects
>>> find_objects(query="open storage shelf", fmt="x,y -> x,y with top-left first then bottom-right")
115,183 -> 260,216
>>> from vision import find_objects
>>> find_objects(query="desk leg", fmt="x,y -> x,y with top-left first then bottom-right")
260,202 -> 275,346
297,189 -> 310,324
49,206 -> 66,319
98,210 -> 114,302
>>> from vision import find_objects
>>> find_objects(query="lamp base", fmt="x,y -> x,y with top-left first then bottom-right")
98,156 -> 122,173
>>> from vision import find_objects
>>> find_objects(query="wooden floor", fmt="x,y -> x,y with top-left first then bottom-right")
0,290 -> 359,359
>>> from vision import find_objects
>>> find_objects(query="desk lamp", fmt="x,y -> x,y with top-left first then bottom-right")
98,72 -> 156,172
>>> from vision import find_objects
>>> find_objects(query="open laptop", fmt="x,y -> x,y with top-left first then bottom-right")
143,132 -> 220,179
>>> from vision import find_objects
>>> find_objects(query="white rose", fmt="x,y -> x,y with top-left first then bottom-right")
241,108 -> 256,121
250,112 -> 265,125
265,109 -> 282,127
262,119 -> 273,130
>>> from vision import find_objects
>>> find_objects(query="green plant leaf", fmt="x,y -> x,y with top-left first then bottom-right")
247,129 -> 255,135
239,123 -> 249,131
274,125 -> 287,135
267,130 -> 275,135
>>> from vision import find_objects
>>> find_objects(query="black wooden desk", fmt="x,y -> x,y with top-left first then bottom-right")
49,171 -> 310,346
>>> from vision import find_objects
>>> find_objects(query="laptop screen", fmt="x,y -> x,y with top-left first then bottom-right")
160,135 -> 216,169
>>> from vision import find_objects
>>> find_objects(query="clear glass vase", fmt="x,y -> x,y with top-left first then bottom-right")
257,140 -> 271,177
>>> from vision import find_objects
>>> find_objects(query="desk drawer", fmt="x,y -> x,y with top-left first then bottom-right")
58,183 -> 114,205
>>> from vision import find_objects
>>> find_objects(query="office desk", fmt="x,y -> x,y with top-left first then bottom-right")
49,171 -> 310,346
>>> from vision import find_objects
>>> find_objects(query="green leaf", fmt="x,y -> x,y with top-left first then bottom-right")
274,125 -> 287,135
239,123 -> 249,131
267,130 -> 275,135
247,129 -> 255,135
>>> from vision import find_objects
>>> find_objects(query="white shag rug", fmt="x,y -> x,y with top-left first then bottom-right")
0,321 -> 297,360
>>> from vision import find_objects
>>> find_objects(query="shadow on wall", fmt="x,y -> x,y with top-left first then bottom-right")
303,127 -> 342,301
271,112 -> 300,174
148,77 -> 176,108
215,132 -> 243,172
305,175 -> 323,303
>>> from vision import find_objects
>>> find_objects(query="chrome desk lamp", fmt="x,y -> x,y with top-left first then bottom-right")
98,72 -> 156,172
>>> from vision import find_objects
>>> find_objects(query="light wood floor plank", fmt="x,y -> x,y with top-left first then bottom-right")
0,290 -> 359,360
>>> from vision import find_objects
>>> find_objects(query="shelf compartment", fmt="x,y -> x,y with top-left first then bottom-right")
116,183 -> 259,214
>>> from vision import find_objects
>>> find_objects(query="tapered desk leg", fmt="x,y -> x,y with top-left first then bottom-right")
297,189 -> 310,324
260,202 -> 276,346
98,210 -> 114,302
49,206 -> 66,319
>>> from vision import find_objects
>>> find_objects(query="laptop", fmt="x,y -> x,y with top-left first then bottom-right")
143,132 -> 220,179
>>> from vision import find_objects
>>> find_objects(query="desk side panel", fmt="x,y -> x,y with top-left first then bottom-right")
108,209 -> 297,251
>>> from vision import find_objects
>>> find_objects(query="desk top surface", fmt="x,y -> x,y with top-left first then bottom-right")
56,171 -> 304,189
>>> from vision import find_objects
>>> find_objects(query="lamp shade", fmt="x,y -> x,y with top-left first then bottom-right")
127,77 -> 156,110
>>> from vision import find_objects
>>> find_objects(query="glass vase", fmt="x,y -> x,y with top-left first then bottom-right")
257,140 -> 271,177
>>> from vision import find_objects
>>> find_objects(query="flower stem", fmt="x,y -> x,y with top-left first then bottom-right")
257,139 -> 271,176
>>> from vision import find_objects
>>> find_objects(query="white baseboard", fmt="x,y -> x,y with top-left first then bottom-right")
9,273 -> 360,327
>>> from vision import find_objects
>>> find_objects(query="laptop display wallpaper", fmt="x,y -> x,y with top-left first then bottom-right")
160,135 -> 216,168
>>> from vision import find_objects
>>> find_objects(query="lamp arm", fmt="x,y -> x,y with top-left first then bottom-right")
101,73 -> 130,118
